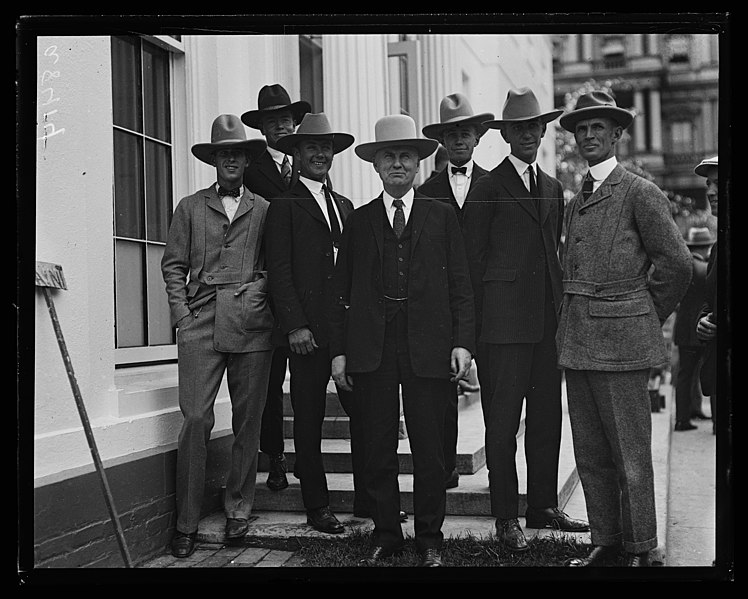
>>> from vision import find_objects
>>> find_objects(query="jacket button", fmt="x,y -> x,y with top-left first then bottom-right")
207,276 -> 213,281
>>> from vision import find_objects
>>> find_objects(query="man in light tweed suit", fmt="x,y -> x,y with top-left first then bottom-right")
557,91 -> 692,567
462,88 -> 589,554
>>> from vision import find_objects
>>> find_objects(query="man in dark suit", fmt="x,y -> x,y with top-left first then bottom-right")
420,93 -> 493,490
240,84 -> 311,492
265,112 -> 361,534
329,115 -> 475,568
161,115 -> 273,558
462,87 -> 589,553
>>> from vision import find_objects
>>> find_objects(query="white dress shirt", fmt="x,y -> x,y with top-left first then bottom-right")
300,175 -> 343,262
216,183 -> 244,222
507,154 -> 538,193
383,188 -> 415,229
448,160 -> 474,208
587,156 -> 618,192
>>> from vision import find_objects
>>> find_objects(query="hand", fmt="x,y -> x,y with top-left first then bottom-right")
696,313 -> 717,342
288,327 -> 318,355
450,347 -> 472,383
332,355 -> 353,392
234,282 -> 251,296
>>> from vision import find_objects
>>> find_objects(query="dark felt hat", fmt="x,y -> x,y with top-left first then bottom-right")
559,90 -> 634,133
422,93 -> 494,141
274,113 -> 354,155
240,84 -> 311,130
483,87 -> 563,129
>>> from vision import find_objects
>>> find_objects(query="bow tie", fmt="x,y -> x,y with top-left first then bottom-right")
217,185 -> 241,198
451,166 -> 467,176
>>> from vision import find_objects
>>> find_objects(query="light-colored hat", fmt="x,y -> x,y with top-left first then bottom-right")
240,84 -> 311,130
275,112 -> 354,155
422,93 -> 494,141
694,156 -> 718,177
191,114 -> 267,165
355,115 -> 439,163
685,226 -> 717,247
559,90 -> 634,133
483,87 -> 563,129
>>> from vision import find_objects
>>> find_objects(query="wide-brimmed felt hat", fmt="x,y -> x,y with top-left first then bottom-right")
355,115 -> 439,163
275,112 -> 355,155
685,226 -> 716,247
422,93 -> 494,141
240,84 -> 312,130
191,114 -> 267,165
483,87 -> 563,129
694,155 -> 718,177
559,90 -> 634,133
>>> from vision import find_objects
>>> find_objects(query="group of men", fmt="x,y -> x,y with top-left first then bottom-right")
161,81 -> 697,568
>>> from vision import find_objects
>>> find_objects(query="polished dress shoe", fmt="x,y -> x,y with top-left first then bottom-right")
170,530 -> 197,558
266,453 -> 289,491
496,517 -> 529,552
525,507 -> 590,532
225,517 -> 249,540
352,509 -> 408,522
358,544 -> 403,566
674,420 -> 697,431
307,506 -> 344,534
419,548 -> 443,567
625,551 -> 650,567
445,469 -> 460,489
566,544 -> 619,567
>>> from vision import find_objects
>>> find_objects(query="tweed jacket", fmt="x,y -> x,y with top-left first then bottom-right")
462,157 -> 564,345
243,150 -> 287,200
417,162 -> 489,228
556,164 -> 692,371
265,180 -> 354,348
328,193 -> 475,379
161,186 -> 274,353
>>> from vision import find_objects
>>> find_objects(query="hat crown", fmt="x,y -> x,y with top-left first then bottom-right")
686,226 -> 715,245
294,112 -> 335,136
439,93 -> 476,123
374,114 -> 420,144
210,114 -> 249,144
575,90 -> 619,111
501,87 -> 543,121
257,84 -> 293,111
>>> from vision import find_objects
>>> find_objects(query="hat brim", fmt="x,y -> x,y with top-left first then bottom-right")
354,138 -> 439,163
686,239 -> 716,247
483,109 -> 564,129
240,100 -> 312,130
422,113 -> 495,141
275,132 -> 355,156
694,158 -> 718,177
559,106 -> 634,133
191,139 -> 268,166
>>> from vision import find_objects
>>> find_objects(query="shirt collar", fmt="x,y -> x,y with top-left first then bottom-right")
299,175 -> 324,195
507,153 -> 537,178
448,160 -> 474,177
267,146 -> 288,165
588,156 -> 618,182
383,188 -> 415,211
215,183 -> 243,200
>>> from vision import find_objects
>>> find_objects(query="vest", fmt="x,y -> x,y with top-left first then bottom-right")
382,217 -> 412,321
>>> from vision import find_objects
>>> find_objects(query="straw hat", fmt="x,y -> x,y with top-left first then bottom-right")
685,226 -> 716,247
694,156 -> 718,177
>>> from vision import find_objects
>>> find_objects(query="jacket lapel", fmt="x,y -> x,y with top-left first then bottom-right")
410,193 -> 431,252
498,158 -> 538,222
292,183 -> 328,226
581,164 -> 625,211
233,189 -> 255,221
536,166 -> 551,224
368,195 -> 385,260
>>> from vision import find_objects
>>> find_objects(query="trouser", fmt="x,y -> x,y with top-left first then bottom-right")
175,299 -> 272,533
353,311 -> 450,552
443,385 -> 459,477
565,368 -> 657,554
259,346 -> 289,456
674,344 -> 704,422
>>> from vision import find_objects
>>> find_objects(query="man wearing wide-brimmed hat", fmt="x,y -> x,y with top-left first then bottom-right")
161,114 -> 273,558
556,90 -> 692,567
240,84 -> 312,494
462,87 -> 588,554
265,112 -> 363,535
328,114 -> 475,568
420,93 -> 493,492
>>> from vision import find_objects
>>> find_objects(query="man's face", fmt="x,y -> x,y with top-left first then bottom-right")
294,138 -> 334,183
373,146 -> 419,196
441,125 -> 479,167
501,118 -> 545,164
212,149 -> 249,188
260,109 -> 296,149
574,117 -> 622,166
704,165 -> 719,217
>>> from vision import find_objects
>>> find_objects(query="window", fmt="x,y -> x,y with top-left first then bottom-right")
387,40 -> 419,123
299,35 -> 324,112
111,36 -> 175,363
671,120 -> 693,154
668,35 -> 690,64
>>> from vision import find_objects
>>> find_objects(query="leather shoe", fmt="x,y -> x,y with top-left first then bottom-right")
352,509 -> 408,523
525,507 -> 590,532
266,453 -> 289,491
419,547 -> 443,567
674,420 -> 697,431
170,530 -> 197,558
445,469 -> 460,489
225,517 -> 249,540
496,517 -> 529,552
625,551 -> 650,567
358,544 -> 403,566
566,544 -> 619,567
307,506 -> 344,534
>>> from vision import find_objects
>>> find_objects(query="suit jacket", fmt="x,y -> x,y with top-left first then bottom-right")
161,186 -> 273,353
266,180 -> 354,348
556,164 -> 692,371
417,163 -> 489,228
462,157 -> 564,345
329,192 -> 475,379
243,150 -> 287,200
673,252 -> 709,347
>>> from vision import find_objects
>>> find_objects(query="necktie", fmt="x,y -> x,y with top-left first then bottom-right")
582,173 -> 594,201
217,185 -> 241,197
451,166 -> 467,175
392,199 -> 405,238
322,185 -> 342,245
281,155 -> 292,189
528,165 -> 540,215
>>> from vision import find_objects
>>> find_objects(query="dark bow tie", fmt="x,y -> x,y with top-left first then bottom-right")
217,185 -> 241,198
451,166 -> 467,176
